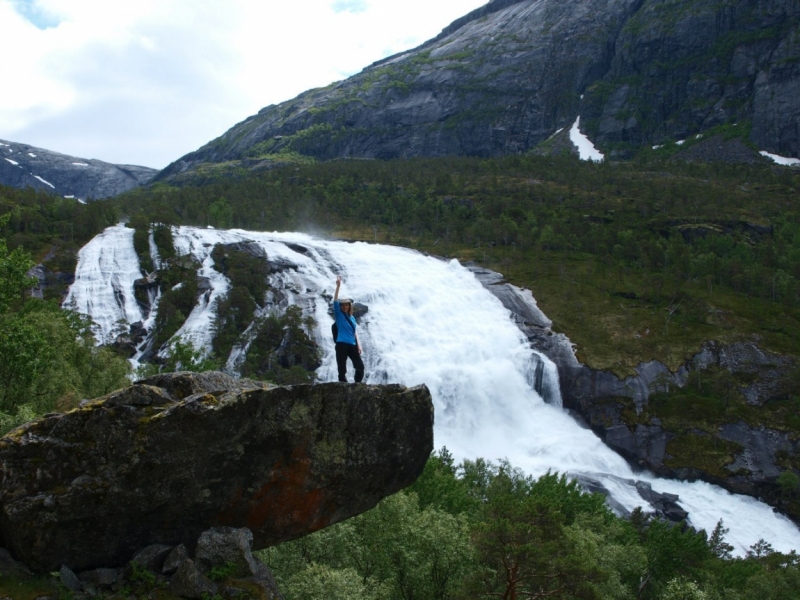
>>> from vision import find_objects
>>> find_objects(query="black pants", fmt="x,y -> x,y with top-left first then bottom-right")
336,342 -> 364,383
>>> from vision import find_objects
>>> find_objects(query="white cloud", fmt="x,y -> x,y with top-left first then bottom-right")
0,0 -> 486,169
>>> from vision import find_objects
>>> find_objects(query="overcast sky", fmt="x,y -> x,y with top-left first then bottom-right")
0,0 -> 486,169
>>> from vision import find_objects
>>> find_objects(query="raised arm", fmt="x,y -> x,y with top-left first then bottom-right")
334,275 -> 341,301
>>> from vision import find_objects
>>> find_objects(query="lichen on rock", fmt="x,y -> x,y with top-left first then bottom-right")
0,372 -> 433,573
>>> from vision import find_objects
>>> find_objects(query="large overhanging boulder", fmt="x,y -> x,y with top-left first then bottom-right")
0,372 -> 434,573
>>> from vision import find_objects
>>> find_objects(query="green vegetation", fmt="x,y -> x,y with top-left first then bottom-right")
0,184 -> 118,299
240,305 -> 320,385
2,454 -> 798,599
0,213 -> 131,435
116,153 -> 800,376
151,255 -> 202,349
210,242 -> 270,359
259,450 -> 800,600
113,153 -> 800,502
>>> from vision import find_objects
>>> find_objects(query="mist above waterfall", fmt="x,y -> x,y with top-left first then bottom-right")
67,225 -> 800,554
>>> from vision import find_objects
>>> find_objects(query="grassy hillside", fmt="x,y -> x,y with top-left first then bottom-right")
117,152 -> 800,375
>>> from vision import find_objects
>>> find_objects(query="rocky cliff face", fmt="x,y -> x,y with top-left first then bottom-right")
0,138 -> 156,200
471,263 -> 800,523
0,372 -> 434,572
158,0 -> 799,182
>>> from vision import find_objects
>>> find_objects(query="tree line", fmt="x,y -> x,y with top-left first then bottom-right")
260,449 -> 800,600
117,155 -> 800,310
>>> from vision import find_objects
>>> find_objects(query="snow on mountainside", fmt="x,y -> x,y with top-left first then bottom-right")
0,139 -> 156,201
158,0 -> 800,182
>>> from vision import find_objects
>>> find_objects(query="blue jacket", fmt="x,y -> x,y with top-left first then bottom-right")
333,300 -> 358,345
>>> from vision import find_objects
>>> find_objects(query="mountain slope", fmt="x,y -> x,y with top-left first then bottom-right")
0,139 -> 156,201
158,0 -> 800,182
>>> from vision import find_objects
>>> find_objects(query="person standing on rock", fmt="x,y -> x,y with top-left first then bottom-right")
333,275 -> 364,383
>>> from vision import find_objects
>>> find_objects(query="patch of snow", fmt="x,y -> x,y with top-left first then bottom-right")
652,145 -> 663,150
72,162 -> 89,167
171,282 -> 184,291
580,94 -> 584,100
207,225 -> 215,229
676,140 -> 686,146
33,175 -> 55,189
760,151 -> 800,166
28,153 -> 36,157
4,158 -> 18,165
0,143 -> 8,147
78,199 -> 87,205
696,134 -> 703,139
569,117 -> 604,162
64,195 -> 75,199
547,127 -> 564,140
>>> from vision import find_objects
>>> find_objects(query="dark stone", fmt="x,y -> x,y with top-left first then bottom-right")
636,482 -> 689,524
352,303 -> 369,319
197,276 -> 213,293
110,335 -> 139,358
169,559 -> 218,600
284,243 -> 308,255
129,544 -> 173,573
79,568 -> 119,588
0,548 -> 32,579
135,371 -> 272,400
266,257 -> 298,273
60,565 -> 82,593
163,544 -> 189,575
0,373 -> 433,572
195,527 -> 267,579
0,138 -> 155,200
102,384 -> 175,408
327,302 -> 369,321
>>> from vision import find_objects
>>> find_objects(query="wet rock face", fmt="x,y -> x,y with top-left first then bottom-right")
158,0 -> 799,182
0,372 -> 434,573
0,138 -> 156,200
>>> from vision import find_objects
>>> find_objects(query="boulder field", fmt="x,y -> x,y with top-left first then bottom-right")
0,372 -> 434,572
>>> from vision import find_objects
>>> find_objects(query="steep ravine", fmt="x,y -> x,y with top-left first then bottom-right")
158,0 -> 800,182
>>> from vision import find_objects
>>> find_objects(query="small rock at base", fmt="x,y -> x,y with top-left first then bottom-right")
79,567 -> 119,588
0,548 -> 32,579
169,558 -> 218,599
130,543 -> 172,572
162,543 -> 189,575
59,564 -> 82,592
195,527 -> 265,579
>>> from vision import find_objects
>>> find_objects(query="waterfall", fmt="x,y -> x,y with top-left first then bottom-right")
66,225 -> 800,554
64,225 -> 144,345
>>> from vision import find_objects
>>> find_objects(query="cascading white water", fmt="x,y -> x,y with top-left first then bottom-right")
67,225 -> 800,555
64,225 -> 144,345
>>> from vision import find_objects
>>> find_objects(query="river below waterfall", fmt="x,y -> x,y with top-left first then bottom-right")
66,225 -> 800,554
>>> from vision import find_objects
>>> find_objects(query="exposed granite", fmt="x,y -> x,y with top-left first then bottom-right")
156,0 -> 800,183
